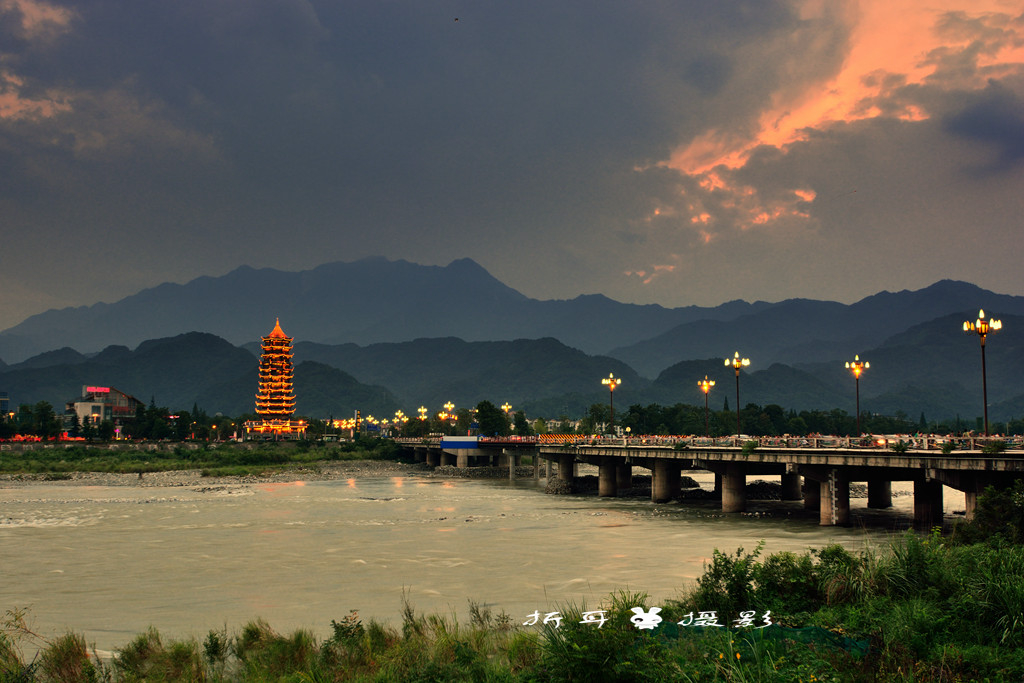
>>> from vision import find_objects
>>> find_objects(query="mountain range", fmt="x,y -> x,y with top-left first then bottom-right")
1,257 -> 1022,423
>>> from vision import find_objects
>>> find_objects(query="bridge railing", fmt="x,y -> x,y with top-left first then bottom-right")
393,434 -> 1022,452
536,434 -> 1023,452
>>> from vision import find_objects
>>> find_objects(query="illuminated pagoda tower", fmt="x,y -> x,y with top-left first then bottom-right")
244,319 -> 306,439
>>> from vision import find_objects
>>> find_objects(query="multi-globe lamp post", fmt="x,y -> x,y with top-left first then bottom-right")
698,375 -> 715,437
601,373 -> 622,433
442,401 -> 457,431
724,352 -> 750,440
963,309 -> 1002,436
845,355 -> 869,437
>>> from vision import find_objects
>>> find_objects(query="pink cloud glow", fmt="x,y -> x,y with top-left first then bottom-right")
652,1 -> 1024,238
0,0 -> 73,39
0,0 -> 75,121
668,1 -> 1024,178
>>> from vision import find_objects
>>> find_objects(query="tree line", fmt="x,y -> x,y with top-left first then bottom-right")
3,396 -> 1021,442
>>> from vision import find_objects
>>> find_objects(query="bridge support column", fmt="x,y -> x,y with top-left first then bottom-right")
599,460 -> 618,497
721,463 -> 746,513
456,452 -> 469,468
533,452 -> 540,480
965,490 -> 977,519
867,479 -> 892,509
913,479 -> 943,530
558,454 -> 575,483
616,464 -> 632,490
652,460 -> 680,503
668,465 -> 682,500
819,470 -> 850,526
780,473 -> 802,500
545,459 -> 551,480
440,452 -> 454,467
803,479 -> 820,512
426,451 -> 440,467
504,449 -> 514,479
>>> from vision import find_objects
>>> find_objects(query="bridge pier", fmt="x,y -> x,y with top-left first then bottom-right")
457,453 -> 469,468
616,463 -> 632,490
426,451 -> 440,467
867,479 -> 892,509
803,478 -> 820,512
819,470 -> 850,526
558,454 -> 575,482
440,452 -> 454,467
913,479 -> 943,530
599,460 -> 618,497
965,491 -> 976,519
721,463 -> 746,513
652,460 -> 680,503
780,472 -> 802,500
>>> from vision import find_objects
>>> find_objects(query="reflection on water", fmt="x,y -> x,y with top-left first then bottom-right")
0,473 -> 959,651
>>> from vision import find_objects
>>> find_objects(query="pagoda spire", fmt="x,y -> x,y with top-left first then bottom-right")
254,319 -> 296,417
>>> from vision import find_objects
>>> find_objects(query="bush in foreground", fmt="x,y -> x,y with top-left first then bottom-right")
4,531 -> 1024,681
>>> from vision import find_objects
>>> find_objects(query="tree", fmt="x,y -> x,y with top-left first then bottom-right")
97,420 -> 116,442
32,401 -> 59,439
513,410 -> 532,436
579,404 -> 609,434
81,415 -> 96,441
475,401 -> 510,437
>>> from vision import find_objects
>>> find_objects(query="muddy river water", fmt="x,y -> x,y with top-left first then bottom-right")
0,471 -> 963,652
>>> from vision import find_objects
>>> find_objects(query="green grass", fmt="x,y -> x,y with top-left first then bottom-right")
0,439 -> 403,477
5,531 -> 1024,683
3,488 -> 1024,681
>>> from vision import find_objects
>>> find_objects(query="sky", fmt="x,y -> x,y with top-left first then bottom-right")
1,0 -> 1023,328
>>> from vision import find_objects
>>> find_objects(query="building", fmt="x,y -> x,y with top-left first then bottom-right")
66,386 -> 144,429
245,319 -> 306,439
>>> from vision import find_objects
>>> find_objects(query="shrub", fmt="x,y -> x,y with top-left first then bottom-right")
37,632 -> 98,683
753,550 -> 819,616
982,439 -> 1007,454
686,543 -> 764,617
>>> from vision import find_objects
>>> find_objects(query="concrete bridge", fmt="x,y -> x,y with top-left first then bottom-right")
396,435 -> 1024,529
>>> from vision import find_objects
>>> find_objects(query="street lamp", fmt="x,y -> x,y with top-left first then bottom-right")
698,375 -> 715,437
418,406 -> 428,421
501,402 -> 512,414
964,309 -> 1002,436
845,355 -> 869,437
724,352 -> 750,440
601,373 -> 622,432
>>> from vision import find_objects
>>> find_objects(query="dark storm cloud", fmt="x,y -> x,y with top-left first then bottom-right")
0,0 -> 1022,326
943,81 -> 1024,171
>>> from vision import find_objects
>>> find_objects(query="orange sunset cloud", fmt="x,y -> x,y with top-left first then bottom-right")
660,0 -> 1024,236
668,0 -> 1024,177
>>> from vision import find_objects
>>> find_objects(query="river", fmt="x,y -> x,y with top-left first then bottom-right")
0,470 -> 963,653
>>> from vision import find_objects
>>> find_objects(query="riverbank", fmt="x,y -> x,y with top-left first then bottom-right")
6,530 -> 1024,682
0,459 -> 430,488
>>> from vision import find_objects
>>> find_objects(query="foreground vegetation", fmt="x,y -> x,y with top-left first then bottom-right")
0,439 -> 403,478
5,487 -> 1024,682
